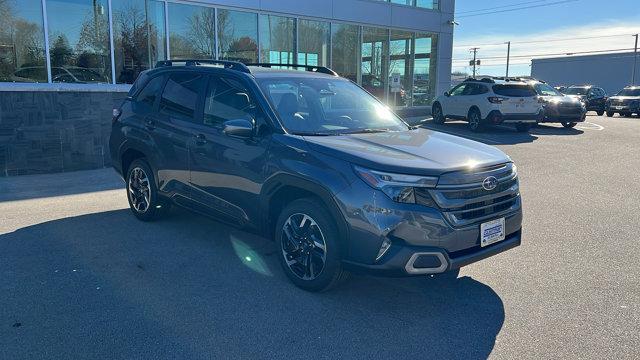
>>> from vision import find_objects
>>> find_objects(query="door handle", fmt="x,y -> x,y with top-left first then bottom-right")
194,133 -> 207,145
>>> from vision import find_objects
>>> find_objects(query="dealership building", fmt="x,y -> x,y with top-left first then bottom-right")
531,51 -> 639,95
0,0 -> 454,176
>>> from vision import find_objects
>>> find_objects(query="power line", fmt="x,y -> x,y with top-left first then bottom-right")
453,33 -> 635,48
457,0 -> 580,18
457,0 -> 561,15
451,47 -> 636,62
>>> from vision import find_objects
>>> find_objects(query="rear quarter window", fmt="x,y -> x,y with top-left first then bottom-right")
492,85 -> 536,97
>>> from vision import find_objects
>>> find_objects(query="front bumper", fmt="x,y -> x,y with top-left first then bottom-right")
334,177 -> 523,277
606,104 -> 639,113
343,230 -> 522,277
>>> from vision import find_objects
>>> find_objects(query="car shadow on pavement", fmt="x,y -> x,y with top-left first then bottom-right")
0,207 -> 504,360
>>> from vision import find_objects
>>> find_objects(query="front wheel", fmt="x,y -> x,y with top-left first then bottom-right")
606,111 -> 615,117
515,123 -> 532,132
432,103 -> 446,124
561,122 -> 577,128
596,110 -> 604,116
276,198 -> 349,292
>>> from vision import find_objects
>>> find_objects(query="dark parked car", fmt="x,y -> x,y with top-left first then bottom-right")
531,81 -> 586,128
563,85 -> 607,115
605,86 -> 640,117
109,60 -> 523,292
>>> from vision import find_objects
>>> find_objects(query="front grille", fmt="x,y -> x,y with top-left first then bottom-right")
430,164 -> 521,227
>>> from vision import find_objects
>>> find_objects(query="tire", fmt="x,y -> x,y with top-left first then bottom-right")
606,111 -> 615,117
596,110 -> 604,116
126,159 -> 170,221
515,123 -> 532,132
561,122 -> 577,128
467,108 -> 483,132
432,103 -> 446,124
275,198 -> 349,292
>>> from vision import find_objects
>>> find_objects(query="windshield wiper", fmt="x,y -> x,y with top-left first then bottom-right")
341,128 -> 394,134
290,131 -> 335,136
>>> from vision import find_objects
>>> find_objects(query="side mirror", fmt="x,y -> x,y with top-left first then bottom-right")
223,118 -> 255,138
444,91 -> 450,97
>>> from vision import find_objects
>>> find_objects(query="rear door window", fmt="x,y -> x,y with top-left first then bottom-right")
492,85 -> 536,97
159,73 -> 206,122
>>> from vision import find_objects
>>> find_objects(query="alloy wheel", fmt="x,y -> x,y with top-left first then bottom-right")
281,213 -> 327,281
128,167 -> 151,213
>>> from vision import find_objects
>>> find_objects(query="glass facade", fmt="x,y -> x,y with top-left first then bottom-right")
0,0 -> 441,107
47,0 -> 112,83
413,33 -> 437,106
168,2 -> 215,60
0,0 -> 47,83
298,19 -> 330,67
362,27 -> 389,102
217,9 -> 258,63
112,0 -> 165,84
331,23 -> 360,82
259,14 -> 295,64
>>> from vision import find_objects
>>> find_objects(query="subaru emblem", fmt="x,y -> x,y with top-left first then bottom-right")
482,176 -> 498,191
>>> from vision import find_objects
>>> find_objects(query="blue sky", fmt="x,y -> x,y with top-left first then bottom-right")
452,0 -> 640,76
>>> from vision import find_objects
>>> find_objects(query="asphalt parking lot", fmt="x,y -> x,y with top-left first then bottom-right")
1,114 -> 639,359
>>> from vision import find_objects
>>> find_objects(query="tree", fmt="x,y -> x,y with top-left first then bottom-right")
50,35 -> 73,68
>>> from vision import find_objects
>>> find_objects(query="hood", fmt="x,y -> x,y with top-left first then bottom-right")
303,128 -> 510,176
541,95 -> 582,105
609,96 -> 640,101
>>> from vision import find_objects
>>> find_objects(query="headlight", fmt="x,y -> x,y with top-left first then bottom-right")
354,166 -> 438,204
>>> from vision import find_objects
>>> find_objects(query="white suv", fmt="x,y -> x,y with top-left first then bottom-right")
432,78 -> 544,132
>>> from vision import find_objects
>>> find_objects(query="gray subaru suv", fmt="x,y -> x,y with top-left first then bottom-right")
109,60 -> 522,292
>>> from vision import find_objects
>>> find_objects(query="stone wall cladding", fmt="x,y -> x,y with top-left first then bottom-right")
0,91 -> 128,176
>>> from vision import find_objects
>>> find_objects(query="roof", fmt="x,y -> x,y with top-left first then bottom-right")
152,60 -> 340,79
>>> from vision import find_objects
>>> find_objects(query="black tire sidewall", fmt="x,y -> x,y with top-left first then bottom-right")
468,109 -> 482,132
126,159 -> 161,221
275,198 -> 345,292
432,103 -> 445,124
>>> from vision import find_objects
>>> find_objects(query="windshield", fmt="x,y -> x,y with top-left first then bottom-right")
616,88 -> 640,96
534,83 -> 562,96
257,77 -> 408,135
563,87 -> 589,95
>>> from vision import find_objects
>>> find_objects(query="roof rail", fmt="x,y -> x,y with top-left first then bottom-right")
155,59 -> 251,73
463,77 -> 495,83
246,63 -> 338,76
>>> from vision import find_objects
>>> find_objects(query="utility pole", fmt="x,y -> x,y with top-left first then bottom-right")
632,34 -> 638,85
470,47 -> 479,77
506,41 -> 511,78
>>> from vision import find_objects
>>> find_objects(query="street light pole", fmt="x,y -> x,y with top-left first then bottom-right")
632,34 -> 638,85
506,41 -> 511,78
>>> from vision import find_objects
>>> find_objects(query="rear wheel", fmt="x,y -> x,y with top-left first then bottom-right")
467,108 -> 483,132
276,198 -> 349,292
515,123 -> 532,132
596,110 -> 604,116
432,103 -> 446,124
561,122 -> 577,128
606,111 -> 615,117
126,159 -> 170,221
